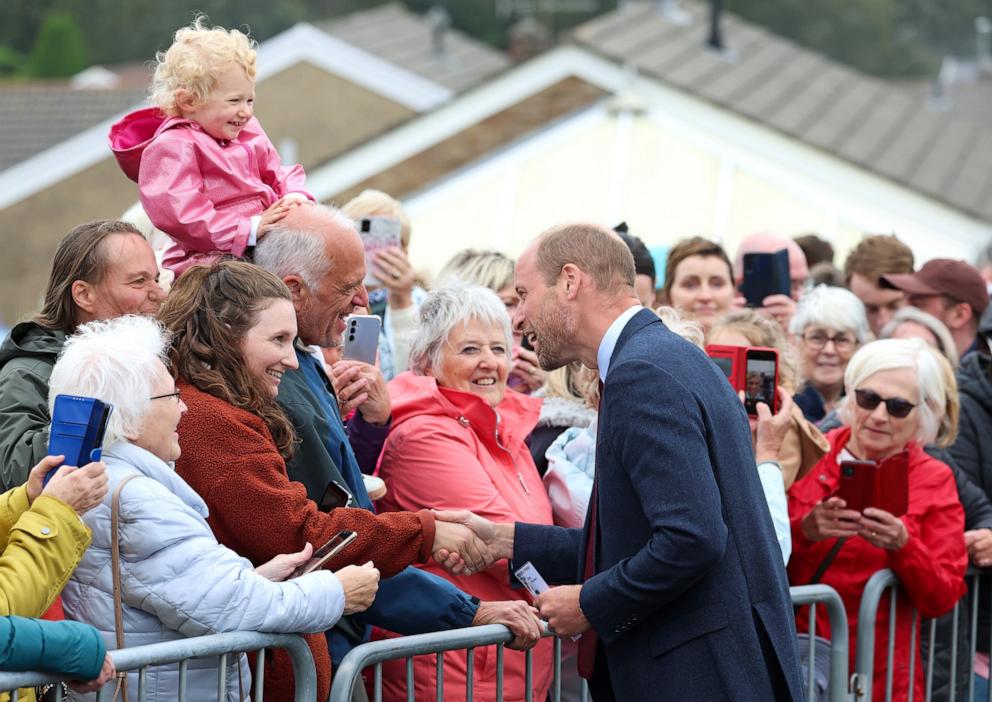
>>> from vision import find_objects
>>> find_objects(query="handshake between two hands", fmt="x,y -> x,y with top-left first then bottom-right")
428,510 -> 591,650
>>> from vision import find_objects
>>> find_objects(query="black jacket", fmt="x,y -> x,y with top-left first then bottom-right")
950,352 -> 992,496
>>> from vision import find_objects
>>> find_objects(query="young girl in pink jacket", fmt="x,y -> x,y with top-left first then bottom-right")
109,18 -> 313,276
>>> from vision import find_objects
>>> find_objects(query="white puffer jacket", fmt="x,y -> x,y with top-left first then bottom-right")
63,441 -> 345,701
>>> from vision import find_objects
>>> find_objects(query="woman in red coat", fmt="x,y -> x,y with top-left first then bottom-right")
376,284 -> 554,702
788,338 -> 967,701
158,261 -> 489,701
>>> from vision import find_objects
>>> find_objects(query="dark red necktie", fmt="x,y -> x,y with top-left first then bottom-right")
576,475 -> 599,678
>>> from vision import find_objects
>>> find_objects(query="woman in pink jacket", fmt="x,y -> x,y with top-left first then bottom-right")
109,18 -> 313,275
376,284 -> 554,702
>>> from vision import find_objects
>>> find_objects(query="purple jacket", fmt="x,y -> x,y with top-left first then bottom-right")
109,107 -> 313,275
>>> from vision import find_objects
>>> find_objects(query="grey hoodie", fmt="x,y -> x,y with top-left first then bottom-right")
0,321 -> 66,489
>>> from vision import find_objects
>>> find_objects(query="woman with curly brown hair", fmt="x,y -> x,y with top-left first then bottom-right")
159,261 -> 479,701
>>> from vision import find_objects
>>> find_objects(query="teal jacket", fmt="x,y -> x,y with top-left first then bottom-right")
0,322 -> 66,490
0,616 -> 105,680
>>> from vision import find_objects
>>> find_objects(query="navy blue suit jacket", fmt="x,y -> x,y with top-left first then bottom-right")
515,310 -> 804,700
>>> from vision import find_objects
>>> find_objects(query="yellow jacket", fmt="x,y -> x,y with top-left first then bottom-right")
0,485 -> 92,701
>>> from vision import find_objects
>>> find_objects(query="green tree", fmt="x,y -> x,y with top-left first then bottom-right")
0,45 -> 26,77
28,11 -> 87,77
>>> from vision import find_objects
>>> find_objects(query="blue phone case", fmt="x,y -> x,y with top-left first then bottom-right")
740,249 -> 791,308
45,395 -> 113,485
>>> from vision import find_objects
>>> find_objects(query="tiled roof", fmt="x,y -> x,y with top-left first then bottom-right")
572,1 -> 992,222
0,85 -> 147,171
314,3 -> 510,94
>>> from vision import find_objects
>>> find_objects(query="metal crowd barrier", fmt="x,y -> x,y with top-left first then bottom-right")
330,585 -> 850,702
0,631 -> 316,702
791,584 -> 851,702
852,568 -> 986,702
329,624 -> 587,702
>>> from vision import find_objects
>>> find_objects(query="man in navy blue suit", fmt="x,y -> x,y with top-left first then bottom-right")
437,223 -> 804,700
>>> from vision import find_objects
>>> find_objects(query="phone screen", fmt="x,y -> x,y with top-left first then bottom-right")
743,353 -> 776,415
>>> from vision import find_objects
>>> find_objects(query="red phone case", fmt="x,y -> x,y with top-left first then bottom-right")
837,452 -> 909,517
705,345 -> 778,415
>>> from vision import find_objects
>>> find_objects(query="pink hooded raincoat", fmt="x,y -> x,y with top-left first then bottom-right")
109,107 -> 312,275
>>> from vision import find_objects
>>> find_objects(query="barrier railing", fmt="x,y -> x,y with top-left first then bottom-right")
852,568 -> 984,702
791,584 -> 851,702
328,624 -> 586,702
0,631 -> 316,702
330,585 -> 850,702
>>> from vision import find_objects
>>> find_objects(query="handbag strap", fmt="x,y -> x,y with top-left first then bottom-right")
809,537 -> 846,585
111,474 -> 140,702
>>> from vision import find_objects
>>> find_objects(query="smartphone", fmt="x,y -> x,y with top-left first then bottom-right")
743,348 -> 778,416
705,344 -> 741,383
837,452 -> 908,517
318,480 -> 353,512
740,249 -> 791,308
46,395 -> 113,485
291,530 -> 358,578
342,315 -> 381,365
358,217 -> 402,287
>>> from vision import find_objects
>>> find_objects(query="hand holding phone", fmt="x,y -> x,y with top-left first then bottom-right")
291,530 -> 358,578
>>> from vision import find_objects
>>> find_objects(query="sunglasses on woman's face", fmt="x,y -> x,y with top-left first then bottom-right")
854,388 -> 916,419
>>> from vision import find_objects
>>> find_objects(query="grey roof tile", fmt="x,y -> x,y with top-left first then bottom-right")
872,109 -> 945,182
315,3 -> 509,94
574,0 -> 992,221
834,90 -> 915,166
906,123 -> 978,196
943,131 -> 992,214
0,86 -> 147,171
802,81 -> 883,150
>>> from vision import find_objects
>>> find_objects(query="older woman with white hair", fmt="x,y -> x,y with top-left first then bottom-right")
787,338 -> 967,702
376,284 -> 551,702
789,285 -> 872,423
880,305 -> 960,369
56,315 -> 379,701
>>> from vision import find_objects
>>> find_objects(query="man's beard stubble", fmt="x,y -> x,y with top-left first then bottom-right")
533,296 -> 576,372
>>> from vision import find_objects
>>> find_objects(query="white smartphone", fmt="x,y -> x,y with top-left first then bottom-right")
358,217 -> 402,287
342,315 -> 381,365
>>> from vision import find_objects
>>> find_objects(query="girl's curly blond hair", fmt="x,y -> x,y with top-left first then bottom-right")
151,16 -> 257,117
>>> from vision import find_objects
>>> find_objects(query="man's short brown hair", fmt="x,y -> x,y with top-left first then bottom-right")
843,234 -> 914,285
535,223 -> 635,294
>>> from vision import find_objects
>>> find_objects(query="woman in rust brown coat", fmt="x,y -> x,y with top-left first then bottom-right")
159,261 -> 487,700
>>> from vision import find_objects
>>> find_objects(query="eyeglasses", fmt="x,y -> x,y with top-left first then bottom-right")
802,331 -> 856,352
854,389 -> 916,419
149,390 -> 181,403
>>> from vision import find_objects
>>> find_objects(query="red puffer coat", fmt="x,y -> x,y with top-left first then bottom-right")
788,427 -> 967,701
